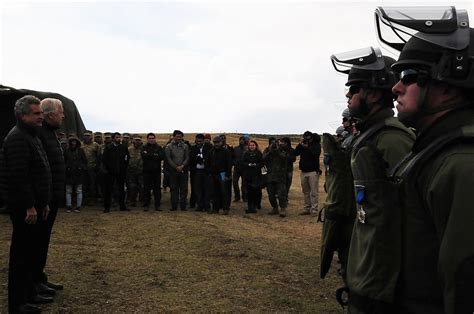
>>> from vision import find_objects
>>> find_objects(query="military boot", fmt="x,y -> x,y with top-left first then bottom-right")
279,208 -> 287,217
268,208 -> 279,215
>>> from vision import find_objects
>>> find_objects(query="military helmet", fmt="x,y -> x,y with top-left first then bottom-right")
342,108 -> 351,119
336,126 -> 345,135
331,46 -> 399,91
375,6 -> 474,88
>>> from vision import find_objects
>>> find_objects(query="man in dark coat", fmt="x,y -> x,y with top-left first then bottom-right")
232,136 -> 248,202
3,95 -> 52,313
189,134 -> 212,212
35,98 -> 66,295
141,133 -> 164,211
102,132 -> 130,212
208,136 -> 232,214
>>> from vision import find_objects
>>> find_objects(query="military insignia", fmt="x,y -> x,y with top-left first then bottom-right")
355,185 -> 367,224
358,207 -> 367,224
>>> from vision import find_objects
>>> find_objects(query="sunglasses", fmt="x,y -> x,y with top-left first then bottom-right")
400,69 -> 421,85
348,85 -> 362,95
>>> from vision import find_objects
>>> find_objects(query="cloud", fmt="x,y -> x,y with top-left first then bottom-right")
2,1 -> 473,134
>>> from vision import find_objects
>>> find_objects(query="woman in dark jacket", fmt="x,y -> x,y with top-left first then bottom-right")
241,140 -> 263,214
64,137 -> 87,212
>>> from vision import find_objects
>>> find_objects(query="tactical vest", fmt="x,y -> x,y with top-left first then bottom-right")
389,125 -> 474,313
347,117 -> 415,305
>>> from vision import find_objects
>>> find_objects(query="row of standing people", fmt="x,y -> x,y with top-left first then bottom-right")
67,129 -> 322,216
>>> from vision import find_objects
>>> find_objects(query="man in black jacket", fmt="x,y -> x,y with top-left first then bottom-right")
189,134 -> 212,212
232,136 -> 248,202
3,95 -> 52,313
141,133 -> 164,211
294,131 -> 322,215
36,98 -> 66,295
208,136 -> 232,214
102,132 -> 130,212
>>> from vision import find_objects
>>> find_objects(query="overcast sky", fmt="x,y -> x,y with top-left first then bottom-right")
1,0 -> 472,134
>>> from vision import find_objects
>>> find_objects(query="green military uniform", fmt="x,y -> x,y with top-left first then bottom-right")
82,131 -> 101,202
330,46 -> 416,311
320,133 -> 356,284
262,145 -> 289,216
374,6 -> 474,313
390,109 -> 474,313
347,109 -> 415,309
82,138 -> 100,169
126,137 -> 143,206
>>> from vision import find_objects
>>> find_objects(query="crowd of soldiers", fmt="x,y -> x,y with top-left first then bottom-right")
317,6 -> 474,314
61,129 -> 322,217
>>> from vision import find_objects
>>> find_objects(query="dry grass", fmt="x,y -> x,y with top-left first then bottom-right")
0,134 -> 345,313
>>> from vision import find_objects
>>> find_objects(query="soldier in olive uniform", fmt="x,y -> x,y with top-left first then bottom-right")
330,46 -> 415,312
375,6 -> 474,314
103,132 -> 112,147
122,132 -> 131,148
262,138 -> 289,217
319,111 -> 357,303
127,135 -> 143,207
81,130 -> 101,204
94,131 -> 103,146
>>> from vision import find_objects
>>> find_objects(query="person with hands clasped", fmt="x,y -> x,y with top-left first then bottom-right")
2,95 -> 53,313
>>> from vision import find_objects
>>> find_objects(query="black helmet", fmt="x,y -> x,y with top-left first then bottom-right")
331,46 -> 399,91
375,6 -> 474,88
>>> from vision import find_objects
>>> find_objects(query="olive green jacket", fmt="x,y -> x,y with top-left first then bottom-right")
320,133 -> 356,280
392,108 -> 474,314
347,108 -> 415,305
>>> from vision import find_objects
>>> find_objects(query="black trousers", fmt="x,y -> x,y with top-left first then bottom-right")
8,211 -> 42,313
104,173 -> 126,210
32,200 -> 59,284
169,171 -> 188,209
245,180 -> 262,211
143,171 -> 161,208
211,176 -> 231,211
232,168 -> 247,200
192,170 -> 212,210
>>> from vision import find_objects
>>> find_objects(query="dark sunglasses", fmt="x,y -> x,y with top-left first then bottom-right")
348,85 -> 362,95
400,69 -> 421,85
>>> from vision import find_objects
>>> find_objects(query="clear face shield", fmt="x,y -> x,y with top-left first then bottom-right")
331,46 -> 386,74
375,6 -> 470,53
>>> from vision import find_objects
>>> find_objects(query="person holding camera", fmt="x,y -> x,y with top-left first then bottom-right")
263,138 -> 290,217
294,131 -> 322,215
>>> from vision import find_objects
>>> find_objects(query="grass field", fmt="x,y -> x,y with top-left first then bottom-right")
0,134 -> 345,313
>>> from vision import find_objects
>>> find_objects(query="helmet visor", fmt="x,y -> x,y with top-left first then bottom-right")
331,47 -> 386,74
375,6 -> 470,51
